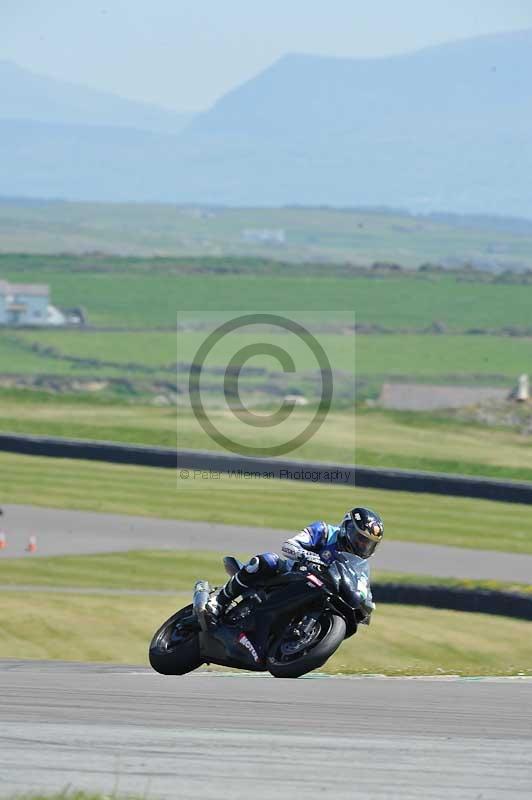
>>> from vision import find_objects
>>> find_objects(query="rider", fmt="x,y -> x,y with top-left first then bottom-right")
207,507 -> 384,623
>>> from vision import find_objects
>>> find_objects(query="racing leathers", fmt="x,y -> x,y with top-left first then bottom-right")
209,520 -> 376,622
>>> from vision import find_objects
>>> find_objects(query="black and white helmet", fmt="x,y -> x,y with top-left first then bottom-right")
339,507 -> 384,559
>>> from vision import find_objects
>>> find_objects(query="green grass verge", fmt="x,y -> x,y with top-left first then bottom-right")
1,590 -> 530,676
2,397 -> 532,482
0,550 -> 229,591
1,550 -> 531,596
1,452 -> 532,553
327,603 -> 532,677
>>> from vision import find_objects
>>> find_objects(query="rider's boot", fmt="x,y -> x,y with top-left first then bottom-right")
205,573 -> 244,621
206,554 -> 279,623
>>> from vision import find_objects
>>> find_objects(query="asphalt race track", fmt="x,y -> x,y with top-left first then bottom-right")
1,660 -> 531,799
1,505 -> 532,800
2,504 -> 532,582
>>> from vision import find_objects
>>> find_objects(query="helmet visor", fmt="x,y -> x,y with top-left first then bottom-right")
343,519 -> 382,559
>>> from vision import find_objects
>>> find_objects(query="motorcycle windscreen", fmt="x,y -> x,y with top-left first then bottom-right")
335,553 -> 369,607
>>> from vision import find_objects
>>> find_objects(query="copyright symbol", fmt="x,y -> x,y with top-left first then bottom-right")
179,469 -> 190,479
188,313 -> 333,457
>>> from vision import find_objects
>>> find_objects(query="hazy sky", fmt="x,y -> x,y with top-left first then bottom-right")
3,1 -> 532,110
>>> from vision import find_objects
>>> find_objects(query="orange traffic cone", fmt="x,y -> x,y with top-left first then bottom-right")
0,532 -> 6,550
26,535 -> 37,553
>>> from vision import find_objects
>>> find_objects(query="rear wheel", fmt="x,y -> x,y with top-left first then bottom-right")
149,604 -> 202,675
267,612 -> 346,679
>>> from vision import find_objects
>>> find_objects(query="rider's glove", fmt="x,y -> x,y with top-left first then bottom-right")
302,550 -> 324,566
281,541 -> 323,565
281,541 -> 306,561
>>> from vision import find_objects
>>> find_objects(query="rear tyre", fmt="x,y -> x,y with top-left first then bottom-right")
267,612 -> 346,679
149,604 -> 202,675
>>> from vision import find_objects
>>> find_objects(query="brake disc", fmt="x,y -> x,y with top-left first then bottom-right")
280,621 -> 321,655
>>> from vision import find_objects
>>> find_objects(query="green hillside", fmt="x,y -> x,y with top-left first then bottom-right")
1,202 -> 532,268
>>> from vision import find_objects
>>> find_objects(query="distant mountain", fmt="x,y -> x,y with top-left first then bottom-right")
2,30 -> 532,216
0,60 -> 194,133
186,29 -> 532,141
0,117 -> 211,204
178,29 -> 532,214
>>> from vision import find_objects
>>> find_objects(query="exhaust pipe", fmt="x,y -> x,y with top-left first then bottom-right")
193,580 -> 211,632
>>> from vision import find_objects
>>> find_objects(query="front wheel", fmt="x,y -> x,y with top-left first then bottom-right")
149,604 -> 202,675
267,612 -> 346,679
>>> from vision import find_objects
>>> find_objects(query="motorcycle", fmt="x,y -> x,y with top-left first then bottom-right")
149,551 -> 370,679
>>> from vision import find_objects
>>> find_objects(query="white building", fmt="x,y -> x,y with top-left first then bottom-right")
241,228 -> 286,245
0,281 -> 65,326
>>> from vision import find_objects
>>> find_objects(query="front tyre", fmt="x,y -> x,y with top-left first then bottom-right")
149,604 -> 202,675
267,612 -> 346,679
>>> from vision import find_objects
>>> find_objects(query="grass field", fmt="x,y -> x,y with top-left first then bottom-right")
2,253 -> 532,331
2,253 -> 532,419
2,253 -> 532,427
8,329 -> 532,382
2,452 -> 532,553
0,335 -> 134,379
2,202 -> 532,269
1,394 -> 531,482
1,589 -> 530,676
1,550 -> 530,596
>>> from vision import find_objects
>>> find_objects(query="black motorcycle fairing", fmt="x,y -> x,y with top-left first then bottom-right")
199,625 -> 266,671
322,553 -> 367,604
195,553 -> 369,671
303,554 -> 366,636
336,561 -> 364,607
198,572 -> 329,670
